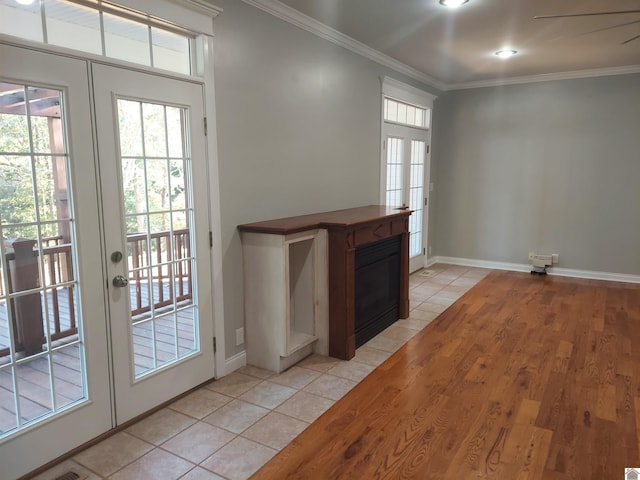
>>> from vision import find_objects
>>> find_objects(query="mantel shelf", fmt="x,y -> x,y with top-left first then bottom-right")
238,205 -> 411,235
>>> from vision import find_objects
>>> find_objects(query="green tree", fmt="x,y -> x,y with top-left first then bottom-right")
0,111 -> 58,239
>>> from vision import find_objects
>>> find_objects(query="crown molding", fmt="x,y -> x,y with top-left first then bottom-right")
447,64 -> 640,90
241,0 -> 447,92
179,0 -> 223,18
240,0 -> 640,92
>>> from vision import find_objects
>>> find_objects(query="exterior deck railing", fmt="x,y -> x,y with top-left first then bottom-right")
0,229 -> 191,358
128,228 -> 192,316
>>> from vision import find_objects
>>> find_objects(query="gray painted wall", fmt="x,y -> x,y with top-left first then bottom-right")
430,74 -> 640,274
211,0 -> 438,359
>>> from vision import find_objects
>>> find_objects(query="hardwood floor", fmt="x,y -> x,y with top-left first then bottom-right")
252,270 -> 640,479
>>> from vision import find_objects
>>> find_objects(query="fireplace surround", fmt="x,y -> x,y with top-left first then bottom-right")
239,205 -> 411,366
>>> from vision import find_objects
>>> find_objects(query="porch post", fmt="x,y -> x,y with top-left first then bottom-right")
5,238 -> 45,356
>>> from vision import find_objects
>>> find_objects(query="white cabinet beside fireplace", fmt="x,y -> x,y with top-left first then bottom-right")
240,229 -> 328,373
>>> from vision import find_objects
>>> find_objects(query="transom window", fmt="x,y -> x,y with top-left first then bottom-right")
0,0 -> 194,75
383,97 -> 430,129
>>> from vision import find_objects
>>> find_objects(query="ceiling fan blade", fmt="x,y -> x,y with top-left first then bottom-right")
571,19 -> 640,37
622,33 -> 640,44
534,10 -> 640,20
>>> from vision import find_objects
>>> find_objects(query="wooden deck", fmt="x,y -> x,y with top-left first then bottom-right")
0,280 -> 195,436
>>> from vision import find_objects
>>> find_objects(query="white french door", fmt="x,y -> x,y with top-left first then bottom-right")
0,44 -> 215,478
383,123 -> 431,272
0,45 -> 112,480
92,64 -> 214,424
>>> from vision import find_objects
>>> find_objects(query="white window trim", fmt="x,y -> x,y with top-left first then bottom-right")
382,76 -> 437,110
112,0 -> 222,37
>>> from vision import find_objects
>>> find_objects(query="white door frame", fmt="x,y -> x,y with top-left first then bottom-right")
380,77 -> 437,272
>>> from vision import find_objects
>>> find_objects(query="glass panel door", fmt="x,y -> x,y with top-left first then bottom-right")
383,123 -> 430,272
118,99 -> 198,378
92,64 -> 214,424
0,44 -> 111,480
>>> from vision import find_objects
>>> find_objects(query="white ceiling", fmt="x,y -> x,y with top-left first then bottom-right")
263,0 -> 640,89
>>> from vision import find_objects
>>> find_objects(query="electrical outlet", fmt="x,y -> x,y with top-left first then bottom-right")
528,251 -> 535,261
552,254 -> 559,265
235,327 -> 244,346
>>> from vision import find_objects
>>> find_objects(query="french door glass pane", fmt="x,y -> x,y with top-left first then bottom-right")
0,365 -> 17,433
0,82 -> 86,439
52,344 -> 84,409
117,99 -> 198,379
385,136 -> 403,207
409,140 -> 425,258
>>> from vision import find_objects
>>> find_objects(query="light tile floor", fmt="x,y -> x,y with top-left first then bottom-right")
34,264 -> 489,480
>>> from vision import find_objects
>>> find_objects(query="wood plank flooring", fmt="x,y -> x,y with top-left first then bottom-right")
252,270 -> 640,479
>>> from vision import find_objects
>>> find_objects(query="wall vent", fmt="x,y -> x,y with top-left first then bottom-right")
531,254 -> 553,267
54,471 -> 82,480
419,269 -> 437,277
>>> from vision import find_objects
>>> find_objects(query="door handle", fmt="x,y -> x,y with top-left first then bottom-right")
112,275 -> 129,287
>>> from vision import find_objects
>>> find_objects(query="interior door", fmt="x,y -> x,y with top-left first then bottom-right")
0,45 -> 111,480
92,64 -> 214,423
383,123 -> 430,272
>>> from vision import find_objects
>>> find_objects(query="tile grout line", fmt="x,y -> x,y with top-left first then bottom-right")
44,265 -> 488,480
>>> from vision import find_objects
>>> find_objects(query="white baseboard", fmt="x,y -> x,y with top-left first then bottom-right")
427,256 -> 640,284
427,256 -> 530,273
223,350 -> 247,376
545,267 -> 640,284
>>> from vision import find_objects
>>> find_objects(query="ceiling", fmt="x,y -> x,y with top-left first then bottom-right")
269,0 -> 640,89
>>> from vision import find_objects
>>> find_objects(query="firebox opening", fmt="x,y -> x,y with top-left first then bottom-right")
354,235 -> 401,347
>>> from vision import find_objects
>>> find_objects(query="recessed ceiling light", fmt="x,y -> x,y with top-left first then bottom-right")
495,49 -> 517,58
15,0 -> 35,4
439,0 -> 469,8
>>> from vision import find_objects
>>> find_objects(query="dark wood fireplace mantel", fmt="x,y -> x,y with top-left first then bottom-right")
239,205 -> 411,360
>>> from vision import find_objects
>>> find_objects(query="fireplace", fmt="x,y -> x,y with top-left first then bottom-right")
239,205 -> 411,361
354,235 -> 401,347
